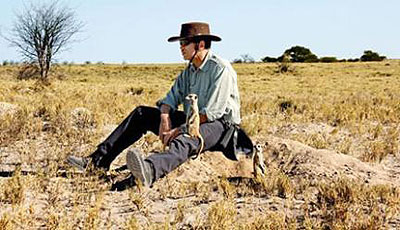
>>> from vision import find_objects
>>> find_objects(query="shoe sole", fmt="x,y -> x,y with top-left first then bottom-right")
66,156 -> 87,172
126,150 -> 149,187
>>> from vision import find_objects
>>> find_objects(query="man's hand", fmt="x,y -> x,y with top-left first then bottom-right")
159,113 -> 171,144
199,114 -> 208,124
162,127 -> 182,146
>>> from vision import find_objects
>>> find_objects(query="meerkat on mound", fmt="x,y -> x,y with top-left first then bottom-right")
185,94 -> 204,159
253,143 -> 267,179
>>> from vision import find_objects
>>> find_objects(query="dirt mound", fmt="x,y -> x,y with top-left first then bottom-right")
165,151 -> 254,183
161,135 -> 399,187
260,135 -> 400,186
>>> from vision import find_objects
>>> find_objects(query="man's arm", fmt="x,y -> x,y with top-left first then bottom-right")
157,72 -> 185,113
160,104 -> 171,115
157,72 -> 185,144
159,104 -> 172,144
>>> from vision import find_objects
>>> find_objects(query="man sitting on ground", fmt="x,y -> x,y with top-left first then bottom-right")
67,22 -> 252,187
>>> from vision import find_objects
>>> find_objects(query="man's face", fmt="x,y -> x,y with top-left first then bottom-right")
180,39 -> 196,60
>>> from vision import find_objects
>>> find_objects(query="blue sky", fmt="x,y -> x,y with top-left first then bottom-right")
0,0 -> 399,63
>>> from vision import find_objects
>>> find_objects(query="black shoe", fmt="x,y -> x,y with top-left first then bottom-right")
126,149 -> 154,187
66,155 -> 91,172
110,175 -> 136,191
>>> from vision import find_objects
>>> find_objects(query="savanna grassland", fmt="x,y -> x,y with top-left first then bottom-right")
0,61 -> 400,229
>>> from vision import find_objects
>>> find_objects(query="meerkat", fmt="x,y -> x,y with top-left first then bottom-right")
253,143 -> 267,179
185,94 -> 204,159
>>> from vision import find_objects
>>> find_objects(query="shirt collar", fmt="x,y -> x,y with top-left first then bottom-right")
189,50 -> 212,73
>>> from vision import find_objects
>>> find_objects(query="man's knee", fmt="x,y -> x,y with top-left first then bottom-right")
127,106 -> 160,134
131,106 -> 160,119
133,105 -> 153,115
169,135 -> 200,159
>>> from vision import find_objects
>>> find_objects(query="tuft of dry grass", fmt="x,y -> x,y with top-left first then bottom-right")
125,215 -> 140,230
217,175 -> 235,199
240,212 -> 297,230
44,211 -> 69,230
0,213 -> 13,230
1,167 -> 24,205
255,166 -> 294,198
207,199 -> 236,230
83,192 -> 104,230
313,177 -> 400,229
173,201 -> 186,226
129,189 -> 145,211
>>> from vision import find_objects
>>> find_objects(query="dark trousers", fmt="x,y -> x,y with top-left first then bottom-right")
91,106 -> 227,181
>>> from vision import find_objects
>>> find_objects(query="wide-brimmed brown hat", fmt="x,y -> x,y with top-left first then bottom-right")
168,22 -> 221,42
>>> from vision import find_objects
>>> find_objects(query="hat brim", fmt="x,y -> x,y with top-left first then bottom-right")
168,34 -> 221,42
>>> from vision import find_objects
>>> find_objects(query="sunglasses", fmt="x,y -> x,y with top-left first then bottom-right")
179,39 -> 193,46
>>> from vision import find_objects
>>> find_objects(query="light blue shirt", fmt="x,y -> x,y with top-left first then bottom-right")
157,50 -> 241,125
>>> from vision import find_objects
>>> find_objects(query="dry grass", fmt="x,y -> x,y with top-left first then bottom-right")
1,167 -> 24,205
313,177 -> 400,229
1,61 -> 400,229
207,199 -> 236,230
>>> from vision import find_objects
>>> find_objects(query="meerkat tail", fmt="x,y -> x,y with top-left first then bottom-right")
191,135 -> 204,160
199,135 -> 204,153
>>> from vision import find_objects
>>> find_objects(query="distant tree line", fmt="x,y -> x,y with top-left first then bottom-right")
1,60 -> 20,66
259,46 -> 386,63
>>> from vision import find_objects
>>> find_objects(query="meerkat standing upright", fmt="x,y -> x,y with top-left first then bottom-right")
185,94 -> 204,159
253,143 -> 267,179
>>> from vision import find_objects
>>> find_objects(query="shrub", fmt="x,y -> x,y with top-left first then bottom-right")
360,50 -> 386,62
17,64 -> 40,79
320,56 -> 338,63
261,56 -> 278,63
347,58 -> 360,62
232,58 -> 243,64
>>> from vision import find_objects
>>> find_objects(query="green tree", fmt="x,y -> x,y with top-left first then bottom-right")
360,50 -> 386,62
281,46 -> 318,63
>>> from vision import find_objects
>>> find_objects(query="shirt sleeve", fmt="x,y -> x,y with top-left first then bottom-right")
156,72 -> 186,111
201,66 -> 233,121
